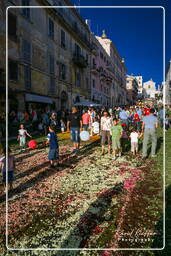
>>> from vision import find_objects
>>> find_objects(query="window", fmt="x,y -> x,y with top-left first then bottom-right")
22,39 -> 31,63
74,21 -> 78,31
24,65 -> 31,89
100,52 -> 103,59
8,12 -> 17,40
22,0 -> 30,19
9,59 -> 18,81
49,55 -> 55,74
59,63 -> 66,80
75,43 -> 81,56
86,78 -> 89,89
92,79 -> 95,88
49,77 -> 55,94
48,18 -> 54,39
76,72 -> 81,87
61,29 -> 66,48
148,85 -> 151,89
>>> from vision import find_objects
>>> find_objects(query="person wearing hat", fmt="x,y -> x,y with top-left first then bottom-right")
142,108 -> 158,159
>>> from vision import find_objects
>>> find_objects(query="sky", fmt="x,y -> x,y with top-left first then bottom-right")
71,0 -> 171,87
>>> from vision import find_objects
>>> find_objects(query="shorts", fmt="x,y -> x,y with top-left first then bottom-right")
112,137 -> 121,150
83,124 -> 89,131
2,171 -> 14,183
20,136 -> 26,147
70,127 -> 80,143
131,142 -> 138,152
61,127 -> 65,132
48,148 -> 59,160
101,131 -> 111,145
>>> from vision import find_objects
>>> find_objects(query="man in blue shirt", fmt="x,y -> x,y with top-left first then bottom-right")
137,107 -> 142,119
142,108 -> 158,158
119,108 -> 128,125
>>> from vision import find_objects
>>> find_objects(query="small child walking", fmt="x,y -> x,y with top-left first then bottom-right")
110,119 -> 123,160
0,147 -> 15,191
121,125 -> 129,152
60,119 -> 65,133
18,124 -> 32,151
46,125 -> 59,168
130,127 -> 140,155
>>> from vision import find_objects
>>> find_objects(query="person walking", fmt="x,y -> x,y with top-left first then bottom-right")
18,124 -> 32,151
42,111 -> 50,135
142,108 -> 158,159
0,147 -> 16,191
100,111 -> 112,155
67,107 -> 82,153
82,110 -> 90,131
46,125 -> 59,168
110,119 -> 123,160
119,107 -> 128,126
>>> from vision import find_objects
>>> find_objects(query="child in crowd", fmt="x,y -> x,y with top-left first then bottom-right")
110,119 -> 123,160
60,119 -> 65,133
92,118 -> 100,135
18,124 -> 32,151
121,124 -> 129,152
46,125 -> 59,168
130,127 -> 140,155
38,122 -> 44,134
0,147 -> 15,191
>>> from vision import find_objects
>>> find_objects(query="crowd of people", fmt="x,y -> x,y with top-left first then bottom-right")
0,104 -> 171,191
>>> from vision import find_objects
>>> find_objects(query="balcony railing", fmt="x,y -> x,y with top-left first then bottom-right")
72,53 -> 88,68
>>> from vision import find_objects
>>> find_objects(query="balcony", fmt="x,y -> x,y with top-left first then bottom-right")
52,7 -> 91,49
72,53 -> 88,68
106,76 -> 113,84
107,64 -> 115,74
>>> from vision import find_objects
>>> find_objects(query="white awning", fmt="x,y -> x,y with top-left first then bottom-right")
25,94 -> 55,104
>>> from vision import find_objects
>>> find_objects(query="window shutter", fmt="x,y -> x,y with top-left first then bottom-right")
22,39 -> 31,63
49,55 -> 55,74
24,65 -> 31,89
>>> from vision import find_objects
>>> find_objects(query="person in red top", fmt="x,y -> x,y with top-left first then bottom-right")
82,110 -> 90,131
143,106 -> 151,116
133,110 -> 141,131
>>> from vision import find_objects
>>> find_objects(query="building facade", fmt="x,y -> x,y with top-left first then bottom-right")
96,30 -> 127,106
143,79 -> 156,99
126,75 -> 139,105
0,0 -> 91,112
135,75 -> 143,99
0,1 -> 129,112
90,33 -> 112,107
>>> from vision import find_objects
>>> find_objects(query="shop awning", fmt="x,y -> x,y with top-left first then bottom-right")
25,94 -> 55,104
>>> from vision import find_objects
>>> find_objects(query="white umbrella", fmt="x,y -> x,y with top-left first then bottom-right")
74,101 -> 102,107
